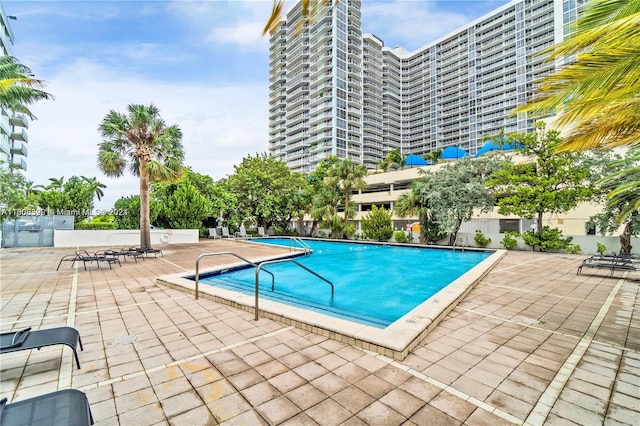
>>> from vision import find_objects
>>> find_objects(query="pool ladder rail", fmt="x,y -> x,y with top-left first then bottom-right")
242,236 -> 312,255
194,252 -> 334,322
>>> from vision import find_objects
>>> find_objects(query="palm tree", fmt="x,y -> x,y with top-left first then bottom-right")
518,0 -> 640,151
0,56 -> 53,119
328,158 -> 368,227
386,148 -> 405,170
98,104 -> 185,249
81,176 -> 107,202
24,180 -> 43,199
46,176 -> 64,191
423,148 -> 442,165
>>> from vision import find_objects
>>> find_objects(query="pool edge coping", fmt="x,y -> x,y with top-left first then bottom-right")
157,248 -> 506,360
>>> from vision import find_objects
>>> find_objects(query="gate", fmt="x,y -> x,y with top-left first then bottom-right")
1,215 -> 73,248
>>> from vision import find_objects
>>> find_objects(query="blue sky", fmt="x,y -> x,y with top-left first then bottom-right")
5,0 -> 511,210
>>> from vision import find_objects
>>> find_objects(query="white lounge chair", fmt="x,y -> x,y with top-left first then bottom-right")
235,225 -> 248,239
221,227 -> 231,238
208,228 -> 221,239
258,227 -> 266,237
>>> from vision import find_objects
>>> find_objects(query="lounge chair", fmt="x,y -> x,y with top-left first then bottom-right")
577,254 -> 637,278
208,228 -> 221,239
97,248 -> 144,263
129,246 -> 163,258
221,227 -> 231,238
0,389 -> 93,426
235,225 -> 248,239
0,326 -> 84,369
258,227 -> 266,237
57,250 -> 121,271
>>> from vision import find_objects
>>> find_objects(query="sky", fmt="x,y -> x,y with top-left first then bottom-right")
5,0 -> 511,210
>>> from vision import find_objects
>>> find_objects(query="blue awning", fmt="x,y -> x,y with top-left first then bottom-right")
475,140 -> 524,157
404,154 -> 428,166
441,146 -> 470,159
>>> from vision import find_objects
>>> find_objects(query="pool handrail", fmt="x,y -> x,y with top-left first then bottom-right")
248,236 -> 312,255
254,258 -> 334,321
194,252 -> 275,300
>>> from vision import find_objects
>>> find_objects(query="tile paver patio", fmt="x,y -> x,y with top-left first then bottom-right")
1,240 -> 638,425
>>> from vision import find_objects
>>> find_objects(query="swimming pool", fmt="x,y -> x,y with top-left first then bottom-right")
198,239 -> 492,328
158,239 -> 505,359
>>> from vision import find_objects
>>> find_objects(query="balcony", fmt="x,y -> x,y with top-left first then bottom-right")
10,141 -> 27,156
10,113 -> 29,129
11,156 -> 27,171
11,128 -> 28,143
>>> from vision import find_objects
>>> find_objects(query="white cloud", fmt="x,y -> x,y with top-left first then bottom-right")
25,58 -> 269,210
362,1 -> 479,51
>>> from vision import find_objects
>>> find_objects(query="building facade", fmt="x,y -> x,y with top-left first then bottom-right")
0,3 -> 29,171
268,0 -> 587,172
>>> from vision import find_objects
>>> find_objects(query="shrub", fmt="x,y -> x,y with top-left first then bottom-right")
501,232 -> 519,250
596,242 -> 607,254
393,231 -> 409,243
566,244 -> 582,254
360,205 -> 393,241
522,226 -> 572,252
75,221 -> 117,230
473,230 -> 491,248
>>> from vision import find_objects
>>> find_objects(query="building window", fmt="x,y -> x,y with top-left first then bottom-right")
499,219 -> 520,233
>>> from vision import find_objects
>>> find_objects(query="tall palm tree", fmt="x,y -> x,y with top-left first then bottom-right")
81,176 -> 106,202
0,56 -> 53,119
98,104 -> 185,249
518,0 -> 640,151
327,158 -> 368,226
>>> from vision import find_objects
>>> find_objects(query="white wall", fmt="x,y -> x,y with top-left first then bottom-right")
54,229 -> 198,248
453,232 -> 639,255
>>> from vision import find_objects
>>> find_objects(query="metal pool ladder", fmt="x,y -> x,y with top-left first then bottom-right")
194,252 -> 275,300
254,258 -> 334,321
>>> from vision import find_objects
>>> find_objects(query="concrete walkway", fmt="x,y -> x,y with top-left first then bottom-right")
1,240 -> 638,425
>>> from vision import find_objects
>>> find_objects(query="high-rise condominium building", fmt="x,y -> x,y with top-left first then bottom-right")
0,3 -> 29,171
268,0 -> 586,173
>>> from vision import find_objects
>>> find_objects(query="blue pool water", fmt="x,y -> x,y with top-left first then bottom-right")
198,239 -> 491,328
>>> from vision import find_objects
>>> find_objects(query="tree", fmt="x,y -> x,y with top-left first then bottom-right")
112,195 -> 160,230
385,149 -> 405,171
487,122 -> 599,232
209,179 -> 241,230
24,181 -> 44,203
81,176 -> 106,202
225,153 -> 308,232
587,148 -> 640,254
361,205 -> 393,242
421,155 -> 503,246
423,148 -> 442,165
0,56 -> 53,119
46,176 -> 64,191
394,180 -> 445,245
327,158 -> 368,226
97,104 -> 185,249
0,162 -> 29,221
310,178 -> 344,238
161,181 -> 211,230
518,0 -> 640,151
152,169 -> 215,231
38,176 -> 96,223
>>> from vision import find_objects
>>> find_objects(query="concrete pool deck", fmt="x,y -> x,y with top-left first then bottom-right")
1,240 -> 638,425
